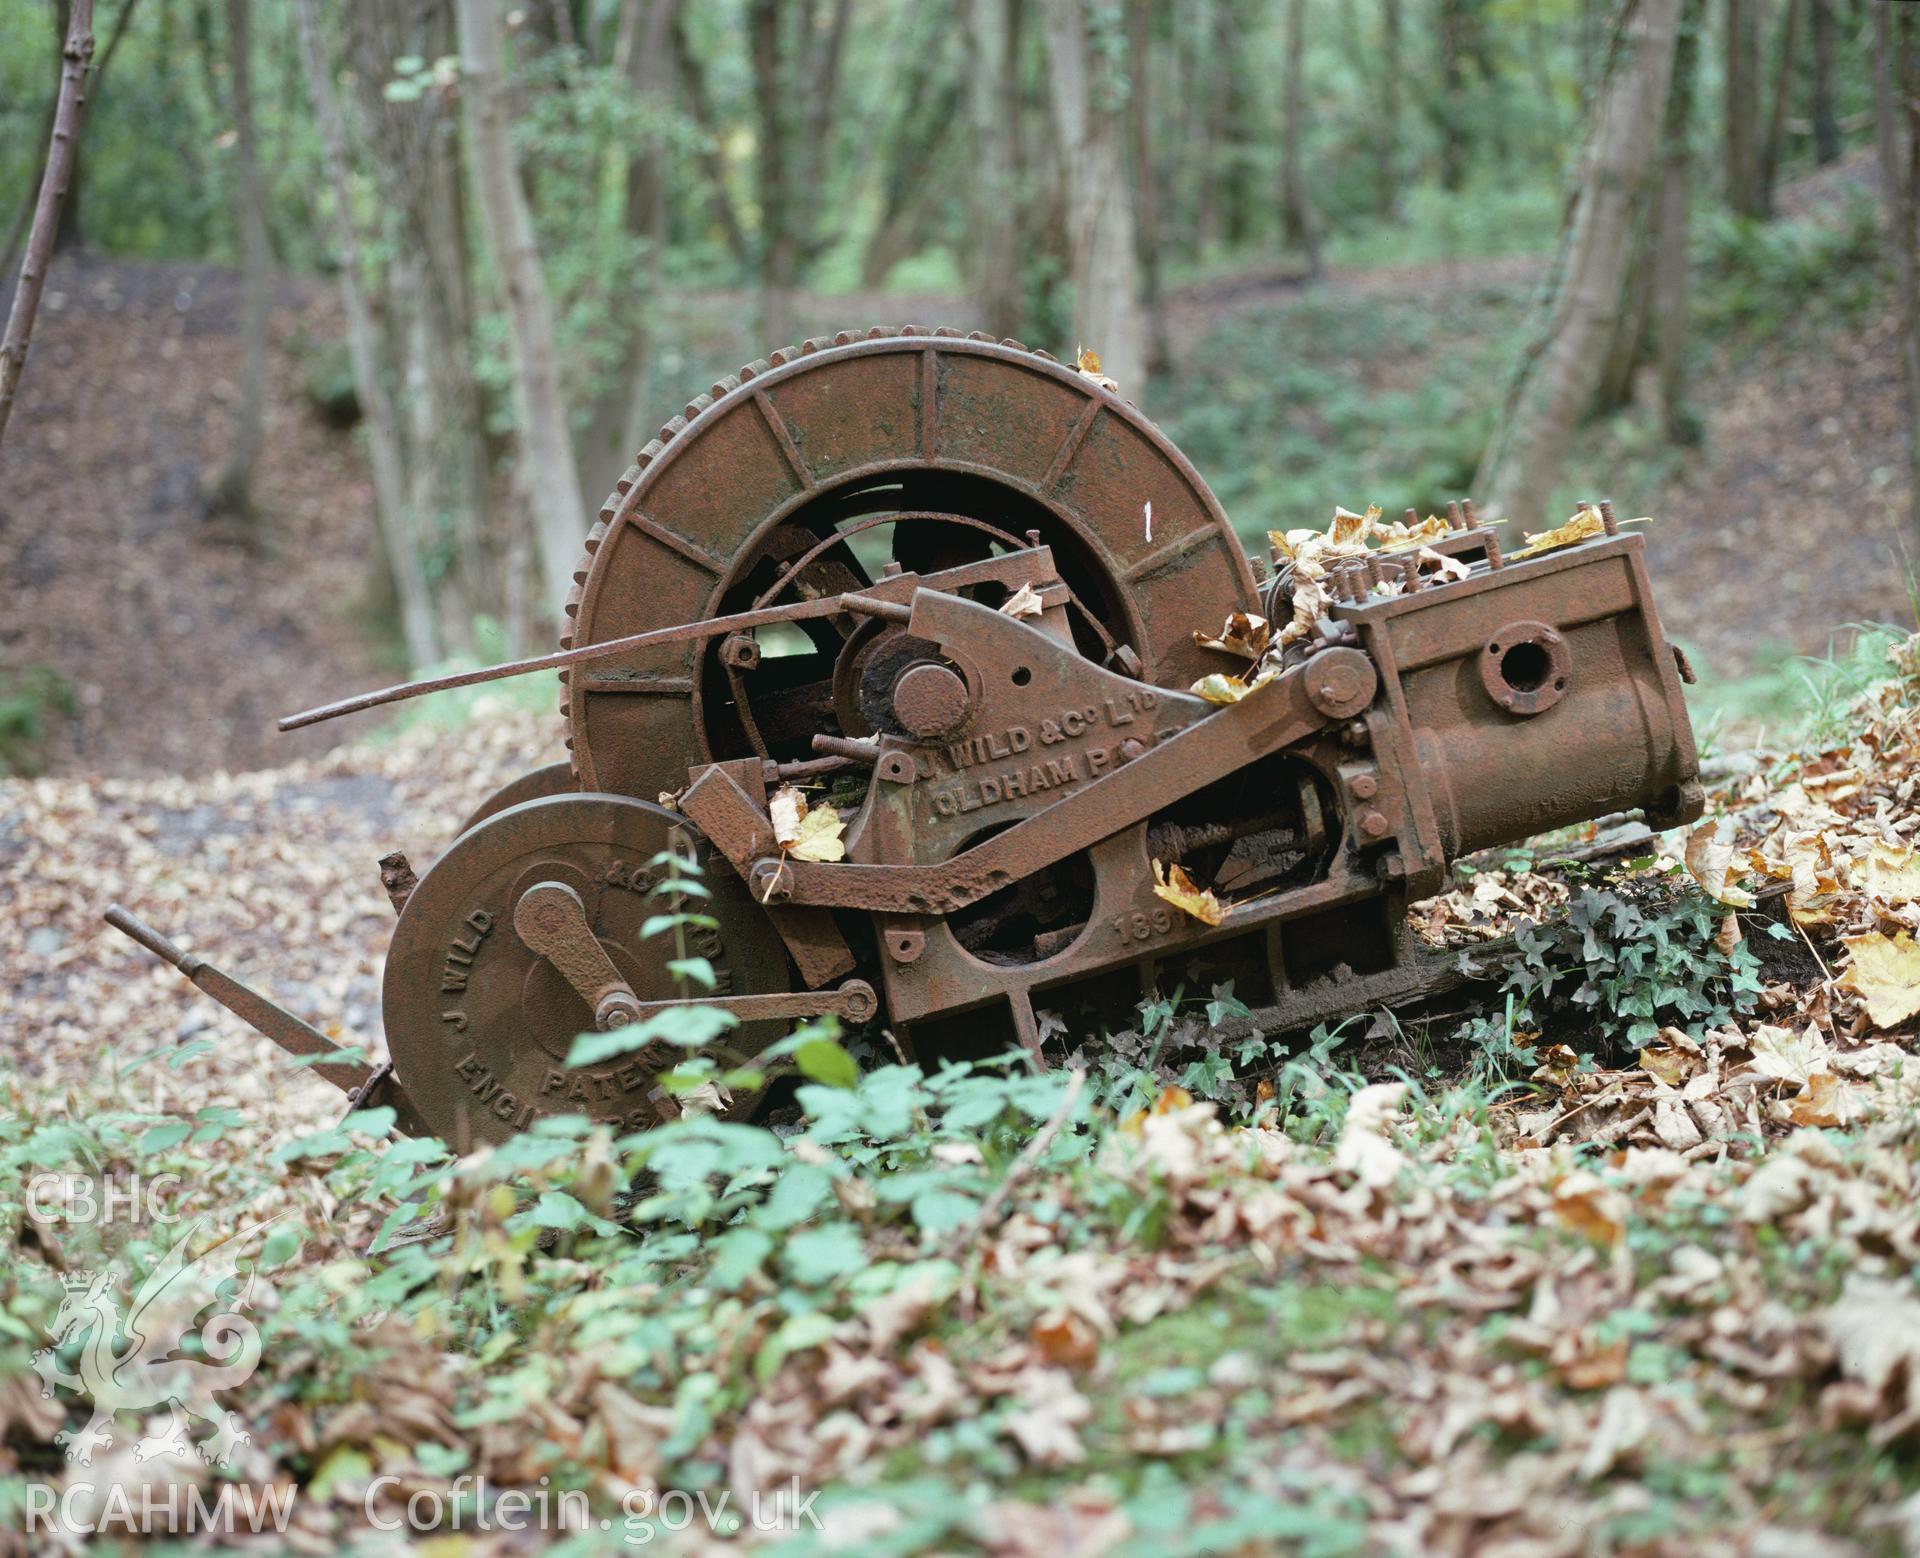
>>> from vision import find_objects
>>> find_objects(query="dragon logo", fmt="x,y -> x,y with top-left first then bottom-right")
30,1218 -> 273,1468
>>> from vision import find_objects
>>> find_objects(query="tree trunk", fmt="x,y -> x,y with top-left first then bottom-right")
295,0 -> 439,668
454,0 -> 589,618
0,0 -> 93,453
1875,0 -> 1920,536
1473,0 -> 1684,524
1127,0 -> 1172,373
1434,0 -> 1467,193
1279,0 -> 1322,278
1809,0 -> 1838,166
1653,0 -> 1704,445
1758,0 -> 1802,216
963,0 -> 1025,337
1723,0 -> 1764,217
1380,0 -> 1403,219
201,0 -> 271,528
750,0 -> 794,345
1045,0 -> 1147,394
670,9 -> 751,269
582,0 -> 678,504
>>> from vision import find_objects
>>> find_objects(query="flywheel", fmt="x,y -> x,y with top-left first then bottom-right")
382,793 -> 793,1148
561,327 -> 1258,800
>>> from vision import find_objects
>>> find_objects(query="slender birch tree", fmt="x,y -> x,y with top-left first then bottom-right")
454,0 -> 589,615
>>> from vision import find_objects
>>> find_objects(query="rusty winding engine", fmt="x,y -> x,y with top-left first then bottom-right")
106,328 -> 1702,1148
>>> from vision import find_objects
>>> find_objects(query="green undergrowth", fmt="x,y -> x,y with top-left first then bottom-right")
1687,620 -> 1916,758
4,851 -> 1911,1549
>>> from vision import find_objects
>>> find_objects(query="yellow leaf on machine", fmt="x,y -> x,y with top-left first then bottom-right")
1374,513 -> 1450,553
1512,505 -> 1607,559
1839,930 -> 1920,1028
769,784 -> 847,863
1151,860 -> 1224,926
1074,346 -> 1118,393
999,582 -> 1044,619
1277,571 -> 1326,648
1189,665 -> 1278,705
1416,545 -> 1470,582
1192,610 -> 1271,661
1327,504 -> 1375,548
1684,820 -> 1756,907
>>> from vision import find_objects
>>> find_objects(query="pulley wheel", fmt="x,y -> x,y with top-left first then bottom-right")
383,793 -> 792,1148
455,762 -> 576,838
561,327 -> 1257,799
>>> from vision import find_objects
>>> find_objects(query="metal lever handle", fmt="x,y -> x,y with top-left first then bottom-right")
511,881 -> 642,1031
102,903 -> 375,1094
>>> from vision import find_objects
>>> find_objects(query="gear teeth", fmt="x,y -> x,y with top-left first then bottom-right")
563,323 -> 1068,775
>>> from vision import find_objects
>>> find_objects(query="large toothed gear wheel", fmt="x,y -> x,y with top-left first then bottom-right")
561,326 -> 1259,800
382,794 -> 793,1149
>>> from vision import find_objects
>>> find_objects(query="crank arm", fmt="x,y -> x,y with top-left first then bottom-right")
621,979 -> 878,1026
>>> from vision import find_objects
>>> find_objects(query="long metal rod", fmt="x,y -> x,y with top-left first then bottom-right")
277,592 -> 869,732
278,548 -> 1051,733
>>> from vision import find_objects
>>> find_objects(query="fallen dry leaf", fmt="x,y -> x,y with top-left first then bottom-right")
1189,666 -> 1277,705
999,582 -> 1044,619
1787,1071 -> 1870,1128
1151,860 -> 1224,926
1192,610 -> 1271,661
1685,819 -> 1757,907
1862,843 -> 1920,906
1512,504 -> 1607,559
770,783 -> 847,863
1839,931 -> 1920,1028
1073,346 -> 1117,393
